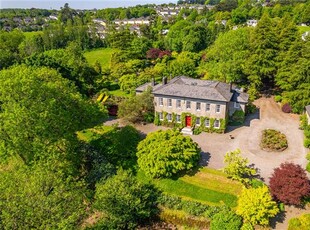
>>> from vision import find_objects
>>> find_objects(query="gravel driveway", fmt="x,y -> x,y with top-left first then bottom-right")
192,97 -> 308,182
134,97 -> 308,183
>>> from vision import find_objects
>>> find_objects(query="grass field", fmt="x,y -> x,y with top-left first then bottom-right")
84,48 -> 118,69
138,168 -> 243,207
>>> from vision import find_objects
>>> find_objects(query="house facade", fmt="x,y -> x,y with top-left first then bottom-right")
136,76 -> 249,134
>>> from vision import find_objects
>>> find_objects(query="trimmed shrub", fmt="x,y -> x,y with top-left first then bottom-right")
260,129 -> 288,151
231,110 -> 245,123
282,103 -> 292,113
274,95 -> 282,102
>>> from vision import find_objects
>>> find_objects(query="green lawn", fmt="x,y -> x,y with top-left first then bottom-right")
84,48 -> 118,68
138,168 -> 243,207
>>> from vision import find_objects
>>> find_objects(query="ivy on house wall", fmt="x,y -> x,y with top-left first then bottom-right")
154,112 -> 160,126
154,112 -> 227,134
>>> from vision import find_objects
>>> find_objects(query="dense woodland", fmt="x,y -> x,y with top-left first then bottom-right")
0,0 -> 310,229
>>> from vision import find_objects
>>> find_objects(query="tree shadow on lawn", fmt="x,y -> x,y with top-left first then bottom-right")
269,211 -> 286,229
170,152 -> 211,180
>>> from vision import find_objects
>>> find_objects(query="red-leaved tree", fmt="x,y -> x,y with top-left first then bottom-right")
269,163 -> 310,205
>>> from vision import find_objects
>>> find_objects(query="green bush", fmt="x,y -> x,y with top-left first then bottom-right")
260,129 -> 288,151
246,103 -> 257,114
210,209 -> 242,230
304,139 -> 310,148
181,200 -> 208,216
288,214 -> 310,230
158,194 -> 183,210
241,223 -> 254,230
306,162 -> 310,173
160,209 -> 210,229
249,178 -> 265,188
231,110 -> 245,123
159,194 -> 229,218
274,95 -> 282,102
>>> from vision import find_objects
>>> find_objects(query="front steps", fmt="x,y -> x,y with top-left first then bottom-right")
181,127 -> 193,135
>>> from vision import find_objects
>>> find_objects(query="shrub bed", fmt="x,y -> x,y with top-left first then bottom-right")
288,213 -> 310,230
260,129 -> 288,151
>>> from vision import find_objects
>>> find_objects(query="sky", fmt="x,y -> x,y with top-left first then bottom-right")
0,0 -> 177,9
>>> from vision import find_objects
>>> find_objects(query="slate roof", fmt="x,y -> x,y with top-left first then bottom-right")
231,90 -> 249,103
306,105 -> 310,115
136,76 -> 249,103
135,82 -> 163,92
152,76 -> 234,102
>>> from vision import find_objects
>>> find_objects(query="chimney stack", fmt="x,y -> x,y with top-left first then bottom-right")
230,82 -> 233,92
162,77 -> 167,85
151,78 -> 155,86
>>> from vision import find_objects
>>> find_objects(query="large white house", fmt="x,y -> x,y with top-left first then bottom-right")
136,76 -> 249,134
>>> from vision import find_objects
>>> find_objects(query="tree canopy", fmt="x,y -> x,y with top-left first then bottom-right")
137,130 -> 201,178
94,170 -> 160,229
0,161 -> 86,229
0,65 -> 105,164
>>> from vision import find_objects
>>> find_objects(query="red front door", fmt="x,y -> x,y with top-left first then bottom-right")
185,116 -> 191,127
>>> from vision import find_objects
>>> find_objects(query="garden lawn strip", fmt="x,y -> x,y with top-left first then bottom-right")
137,171 -> 238,207
180,168 -> 243,196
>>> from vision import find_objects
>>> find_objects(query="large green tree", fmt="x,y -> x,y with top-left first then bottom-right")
0,162 -> 86,229
118,89 -> 154,123
276,40 -> 310,113
245,13 -> 278,99
137,130 -> 201,178
24,42 -> 100,95
0,65 -> 105,164
200,27 -> 251,83
0,30 -> 25,69
94,170 -> 160,229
